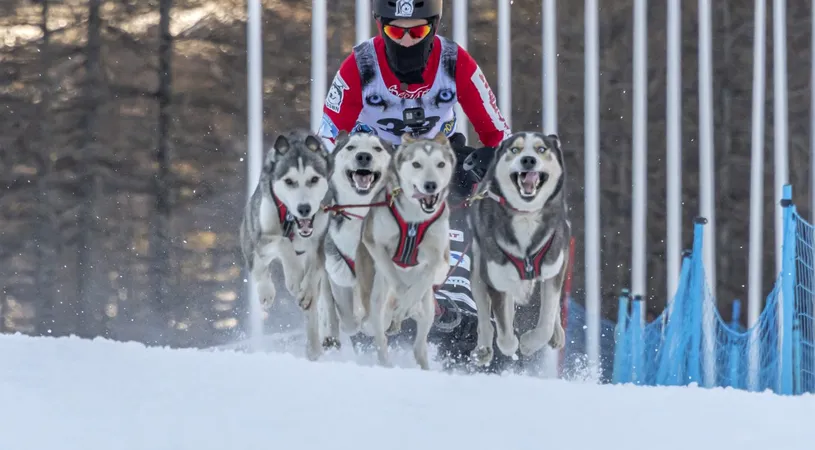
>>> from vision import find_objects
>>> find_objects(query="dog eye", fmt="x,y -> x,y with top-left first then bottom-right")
346,145 -> 355,151
511,147 -> 521,153
309,176 -> 320,184
436,161 -> 445,168
412,162 -> 422,169
373,146 -> 382,152
284,178 -> 295,186
536,146 -> 546,153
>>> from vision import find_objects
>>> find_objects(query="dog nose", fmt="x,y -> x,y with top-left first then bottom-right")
520,156 -> 537,170
355,152 -> 372,167
423,181 -> 438,193
297,204 -> 312,217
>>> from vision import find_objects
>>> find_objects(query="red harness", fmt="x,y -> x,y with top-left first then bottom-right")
338,249 -> 356,276
386,190 -> 446,268
271,186 -> 296,241
499,232 -> 556,280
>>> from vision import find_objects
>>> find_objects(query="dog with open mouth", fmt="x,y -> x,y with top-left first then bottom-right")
239,129 -> 332,360
353,132 -> 456,370
321,130 -> 393,351
467,131 -> 571,368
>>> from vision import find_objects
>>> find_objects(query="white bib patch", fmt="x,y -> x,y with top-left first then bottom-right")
326,73 -> 349,113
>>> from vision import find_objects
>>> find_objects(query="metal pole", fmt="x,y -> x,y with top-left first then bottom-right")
584,0 -> 601,381
542,0 -> 557,134
246,0 -> 264,351
311,0 -> 327,134
666,0 -> 682,308
773,0 -> 789,275
497,0 -> 511,127
453,0 -> 469,142
541,0 -> 558,378
632,0 -> 648,313
698,0 -> 717,388
356,0 -> 371,44
747,0 -> 767,391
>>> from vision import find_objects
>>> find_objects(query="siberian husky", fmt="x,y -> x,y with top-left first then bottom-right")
321,130 -> 393,349
354,132 -> 456,370
239,129 -> 332,360
467,132 -> 571,366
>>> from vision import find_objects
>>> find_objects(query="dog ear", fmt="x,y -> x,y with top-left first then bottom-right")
336,130 -> 349,142
305,134 -> 324,152
433,132 -> 450,146
273,134 -> 291,155
544,134 -> 561,151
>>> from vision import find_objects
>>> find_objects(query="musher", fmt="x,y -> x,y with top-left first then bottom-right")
319,0 -> 514,371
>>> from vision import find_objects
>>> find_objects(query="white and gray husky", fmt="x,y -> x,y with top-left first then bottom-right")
239,129 -> 332,360
467,131 -> 571,366
354,132 -> 456,370
321,130 -> 394,349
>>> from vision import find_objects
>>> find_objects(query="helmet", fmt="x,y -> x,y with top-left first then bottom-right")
373,0 -> 443,20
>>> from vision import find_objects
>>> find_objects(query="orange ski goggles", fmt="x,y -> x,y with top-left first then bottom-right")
383,23 -> 432,41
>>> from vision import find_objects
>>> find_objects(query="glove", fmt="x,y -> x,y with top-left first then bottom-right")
448,132 -> 495,183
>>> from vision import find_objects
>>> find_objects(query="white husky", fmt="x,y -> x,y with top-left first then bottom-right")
354,132 -> 456,370
239,129 -> 332,360
321,131 -> 393,349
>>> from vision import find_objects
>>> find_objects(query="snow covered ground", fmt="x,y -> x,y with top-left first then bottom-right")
2,333 -> 813,450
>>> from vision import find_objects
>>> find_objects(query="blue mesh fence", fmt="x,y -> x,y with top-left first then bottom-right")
611,184 -> 814,395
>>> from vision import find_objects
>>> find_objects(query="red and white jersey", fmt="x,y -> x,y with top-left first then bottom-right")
319,35 -> 511,151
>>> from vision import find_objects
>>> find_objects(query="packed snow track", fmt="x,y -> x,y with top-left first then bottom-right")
2,334 -> 812,450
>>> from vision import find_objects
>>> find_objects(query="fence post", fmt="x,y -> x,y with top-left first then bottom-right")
728,300 -> 742,389
612,289 -> 631,384
657,250 -> 692,385
630,296 -> 644,384
688,217 -> 707,385
779,183 -> 795,394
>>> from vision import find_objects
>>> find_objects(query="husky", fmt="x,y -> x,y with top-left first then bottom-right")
239,129 -> 332,360
354,132 -> 456,370
321,130 -> 394,349
467,131 -> 570,367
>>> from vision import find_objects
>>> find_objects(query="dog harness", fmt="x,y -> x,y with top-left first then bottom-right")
386,190 -> 446,268
499,232 -> 556,280
337,249 -> 356,276
270,184 -> 296,241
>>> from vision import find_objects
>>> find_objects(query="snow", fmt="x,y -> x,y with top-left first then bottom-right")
2,333 -> 813,450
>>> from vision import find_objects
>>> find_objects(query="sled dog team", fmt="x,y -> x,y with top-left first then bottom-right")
240,128 -> 571,370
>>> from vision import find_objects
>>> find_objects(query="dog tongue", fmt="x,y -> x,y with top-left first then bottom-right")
353,172 -> 374,190
522,172 -> 540,192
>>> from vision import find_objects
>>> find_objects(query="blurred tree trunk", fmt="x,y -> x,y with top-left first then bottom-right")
34,0 -> 58,336
149,0 -> 175,322
76,0 -> 105,337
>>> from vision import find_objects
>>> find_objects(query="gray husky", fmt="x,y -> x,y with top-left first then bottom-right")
239,129 -> 332,360
354,132 -> 456,370
321,130 -> 393,349
467,131 -> 570,366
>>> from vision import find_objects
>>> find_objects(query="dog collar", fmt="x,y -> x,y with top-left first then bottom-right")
270,181 -> 296,241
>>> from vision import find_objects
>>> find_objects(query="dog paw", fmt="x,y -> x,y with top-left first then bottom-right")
297,292 -> 314,310
519,329 -> 548,356
306,344 -> 322,361
549,321 -> 566,350
470,345 -> 494,366
385,319 -> 402,336
322,336 -> 341,351
496,332 -> 520,358
257,282 -> 277,309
